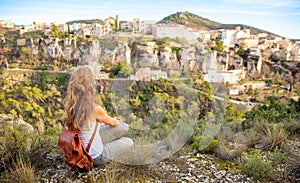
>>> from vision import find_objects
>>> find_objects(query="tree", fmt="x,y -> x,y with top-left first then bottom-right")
227,108 -> 245,122
242,96 -> 298,129
119,63 -> 134,77
111,23 -> 116,31
215,40 -> 224,52
200,81 -> 213,100
52,24 -> 60,38
114,61 -> 124,76
237,44 -> 250,62
288,71 -> 293,92
274,71 -> 283,85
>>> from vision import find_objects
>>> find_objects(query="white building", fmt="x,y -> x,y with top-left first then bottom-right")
83,27 -> 91,36
199,31 -> 211,41
204,51 -> 246,84
150,69 -> 168,80
221,27 -> 252,47
221,29 -> 236,47
33,22 -> 47,30
70,23 -> 80,31
95,71 -> 110,79
229,89 -> 240,95
56,24 -> 69,33
237,36 -> 259,49
130,67 -> 168,81
133,18 -> 145,34
152,24 -> 198,41
105,17 -> 115,26
120,19 -> 155,34
204,69 -> 245,84
19,25 -> 35,34
120,21 -> 133,31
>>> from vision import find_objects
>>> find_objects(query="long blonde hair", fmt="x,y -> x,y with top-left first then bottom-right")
63,66 -> 97,131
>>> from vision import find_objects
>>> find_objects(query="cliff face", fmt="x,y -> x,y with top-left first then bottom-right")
21,36 -> 212,74
80,39 -> 211,74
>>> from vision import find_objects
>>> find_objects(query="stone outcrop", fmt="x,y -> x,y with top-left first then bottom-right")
14,35 -> 212,74
0,114 -> 34,132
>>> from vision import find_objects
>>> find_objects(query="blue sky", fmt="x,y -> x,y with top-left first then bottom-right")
0,0 -> 299,39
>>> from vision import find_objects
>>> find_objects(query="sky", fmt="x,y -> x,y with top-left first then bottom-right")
0,0 -> 299,39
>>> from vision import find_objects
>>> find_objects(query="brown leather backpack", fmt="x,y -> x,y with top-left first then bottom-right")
58,122 -> 98,172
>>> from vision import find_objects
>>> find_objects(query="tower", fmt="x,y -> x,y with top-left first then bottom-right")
115,15 -> 119,31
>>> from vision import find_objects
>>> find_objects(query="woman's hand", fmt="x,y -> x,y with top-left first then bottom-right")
115,117 -> 122,125
95,105 -> 120,127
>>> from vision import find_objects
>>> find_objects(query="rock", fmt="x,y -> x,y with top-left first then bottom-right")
0,114 -> 34,132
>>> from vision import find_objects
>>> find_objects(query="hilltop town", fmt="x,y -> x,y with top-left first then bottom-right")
0,11 -> 300,102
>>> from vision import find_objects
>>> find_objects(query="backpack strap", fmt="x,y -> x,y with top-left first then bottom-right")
86,121 -> 99,152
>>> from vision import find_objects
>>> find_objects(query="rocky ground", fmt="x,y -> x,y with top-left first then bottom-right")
39,149 -> 253,183
37,136 -> 300,183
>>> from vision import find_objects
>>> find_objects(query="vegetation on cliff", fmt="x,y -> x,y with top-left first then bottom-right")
66,19 -> 104,25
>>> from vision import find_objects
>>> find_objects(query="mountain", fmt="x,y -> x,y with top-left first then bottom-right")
66,19 -> 104,25
158,11 -> 277,36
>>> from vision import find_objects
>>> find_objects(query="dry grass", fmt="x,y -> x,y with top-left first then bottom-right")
215,143 -> 246,161
236,128 -> 259,149
234,143 -> 245,162
1,159 -> 35,183
236,120 -> 287,151
215,145 -> 235,161
88,153 -> 187,183
95,162 -> 157,183
254,120 -> 287,151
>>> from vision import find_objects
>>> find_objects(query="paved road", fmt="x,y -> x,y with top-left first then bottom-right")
213,95 -> 259,106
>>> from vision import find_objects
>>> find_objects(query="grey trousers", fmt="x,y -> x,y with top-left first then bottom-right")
93,123 -> 133,166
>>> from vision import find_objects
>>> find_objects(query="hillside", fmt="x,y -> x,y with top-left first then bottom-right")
66,19 -> 104,25
158,11 -> 222,30
158,11 -> 277,36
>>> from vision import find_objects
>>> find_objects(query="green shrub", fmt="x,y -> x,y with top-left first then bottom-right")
191,136 -> 201,150
240,151 -> 278,182
0,125 -> 30,172
0,121 -> 56,174
192,136 -> 219,154
267,148 -> 288,166
242,96 -> 300,130
283,120 -> 300,135
200,140 -> 219,153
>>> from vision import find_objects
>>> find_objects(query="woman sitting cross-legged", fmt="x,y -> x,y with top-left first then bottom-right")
62,65 -> 133,166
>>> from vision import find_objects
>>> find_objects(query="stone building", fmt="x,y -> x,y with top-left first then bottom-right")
129,67 -> 167,81
204,51 -> 246,84
151,24 -> 198,41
